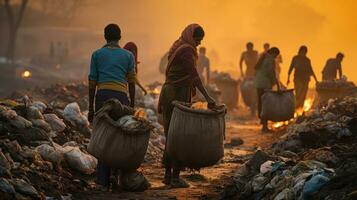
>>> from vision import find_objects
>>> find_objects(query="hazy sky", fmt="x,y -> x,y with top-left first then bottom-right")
70,0 -> 357,84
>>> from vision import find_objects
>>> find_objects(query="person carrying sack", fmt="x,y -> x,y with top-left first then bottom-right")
158,24 -> 216,188
87,24 -> 136,191
255,47 -> 281,133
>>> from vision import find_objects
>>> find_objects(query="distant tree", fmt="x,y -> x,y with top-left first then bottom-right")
4,0 -> 28,63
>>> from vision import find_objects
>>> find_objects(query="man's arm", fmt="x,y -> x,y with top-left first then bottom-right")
127,54 -> 136,108
287,57 -> 295,85
206,58 -> 210,84
88,53 -> 98,123
239,52 -> 245,77
128,82 -> 136,108
338,64 -> 343,79
309,60 -> 318,83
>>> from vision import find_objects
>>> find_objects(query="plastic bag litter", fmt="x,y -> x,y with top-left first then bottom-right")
274,188 -> 294,200
36,143 -> 64,166
44,114 -> 66,132
302,174 -> 330,198
62,146 -> 97,174
143,95 -> 156,109
337,128 -> 352,139
63,102 -> 89,127
118,115 -> 143,130
32,101 -> 47,113
119,170 -> 150,192
31,119 -> 52,132
9,115 -> 32,129
27,106 -> 44,120
251,174 -> 269,192
260,161 -> 275,174
10,178 -> 39,198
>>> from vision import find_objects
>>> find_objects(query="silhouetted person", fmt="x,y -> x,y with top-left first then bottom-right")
322,53 -> 344,81
287,46 -> 318,109
255,47 -> 280,132
197,47 -> 210,84
261,42 -> 282,80
260,43 -> 270,57
239,42 -> 259,78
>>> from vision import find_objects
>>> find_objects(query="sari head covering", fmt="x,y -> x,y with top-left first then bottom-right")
124,42 -> 139,73
168,24 -> 202,61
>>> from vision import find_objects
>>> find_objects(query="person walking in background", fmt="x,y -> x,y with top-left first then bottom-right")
88,24 -> 136,190
124,42 -> 148,95
322,52 -> 344,81
260,42 -> 282,80
239,42 -> 259,78
260,42 -> 270,57
197,47 -> 210,85
255,47 -> 280,132
287,46 -> 318,110
158,24 -> 216,188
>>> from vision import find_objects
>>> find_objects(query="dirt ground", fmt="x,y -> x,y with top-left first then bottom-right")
75,112 -> 285,200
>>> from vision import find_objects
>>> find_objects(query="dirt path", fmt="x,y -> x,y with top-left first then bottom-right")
76,118 -> 284,200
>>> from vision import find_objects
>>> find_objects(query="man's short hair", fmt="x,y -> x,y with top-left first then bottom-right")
336,52 -> 344,58
246,42 -> 253,49
104,24 -> 121,41
263,43 -> 270,48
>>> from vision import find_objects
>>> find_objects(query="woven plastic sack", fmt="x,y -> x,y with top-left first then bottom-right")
88,99 -> 151,170
261,89 -> 295,122
167,101 -> 226,169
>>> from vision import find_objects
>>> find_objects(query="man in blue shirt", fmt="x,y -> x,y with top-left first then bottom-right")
88,23 -> 136,190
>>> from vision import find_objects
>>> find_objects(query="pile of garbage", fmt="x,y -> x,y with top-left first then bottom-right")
316,78 -> 356,90
211,71 -> 237,83
0,97 -> 96,199
223,96 -> 357,200
0,82 -> 166,199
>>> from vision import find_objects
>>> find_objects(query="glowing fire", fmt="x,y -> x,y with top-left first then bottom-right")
21,70 -> 32,78
152,88 -> 161,95
272,97 -> 314,129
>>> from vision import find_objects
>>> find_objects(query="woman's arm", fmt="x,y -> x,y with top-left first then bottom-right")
136,78 -> 147,95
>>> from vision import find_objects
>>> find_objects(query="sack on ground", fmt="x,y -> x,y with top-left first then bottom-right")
62,146 -> 97,174
261,89 -> 295,122
120,170 -> 150,192
88,99 -> 151,170
240,78 -> 257,107
167,101 -> 226,169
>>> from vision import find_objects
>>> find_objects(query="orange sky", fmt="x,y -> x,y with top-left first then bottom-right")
71,0 -> 357,85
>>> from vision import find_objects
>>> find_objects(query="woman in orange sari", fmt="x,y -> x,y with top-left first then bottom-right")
158,24 -> 216,188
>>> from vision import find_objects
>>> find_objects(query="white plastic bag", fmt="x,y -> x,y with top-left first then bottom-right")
44,114 -> 66,132
63,103 -> 89,127
62,146 -> 97,174
36,143 -> 64,165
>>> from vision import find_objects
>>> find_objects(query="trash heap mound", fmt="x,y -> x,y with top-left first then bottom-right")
0,82 -> 166,199
223,96 -> 357,200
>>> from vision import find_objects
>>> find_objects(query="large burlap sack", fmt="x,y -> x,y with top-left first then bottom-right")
240,78 -> 257,108
119,170 -> 150,192
88,99 -> 151,170
167,101 -> 226,169
261,89 -> 295,122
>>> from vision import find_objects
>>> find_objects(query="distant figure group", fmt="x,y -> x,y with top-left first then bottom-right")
239,42 -> 345,132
